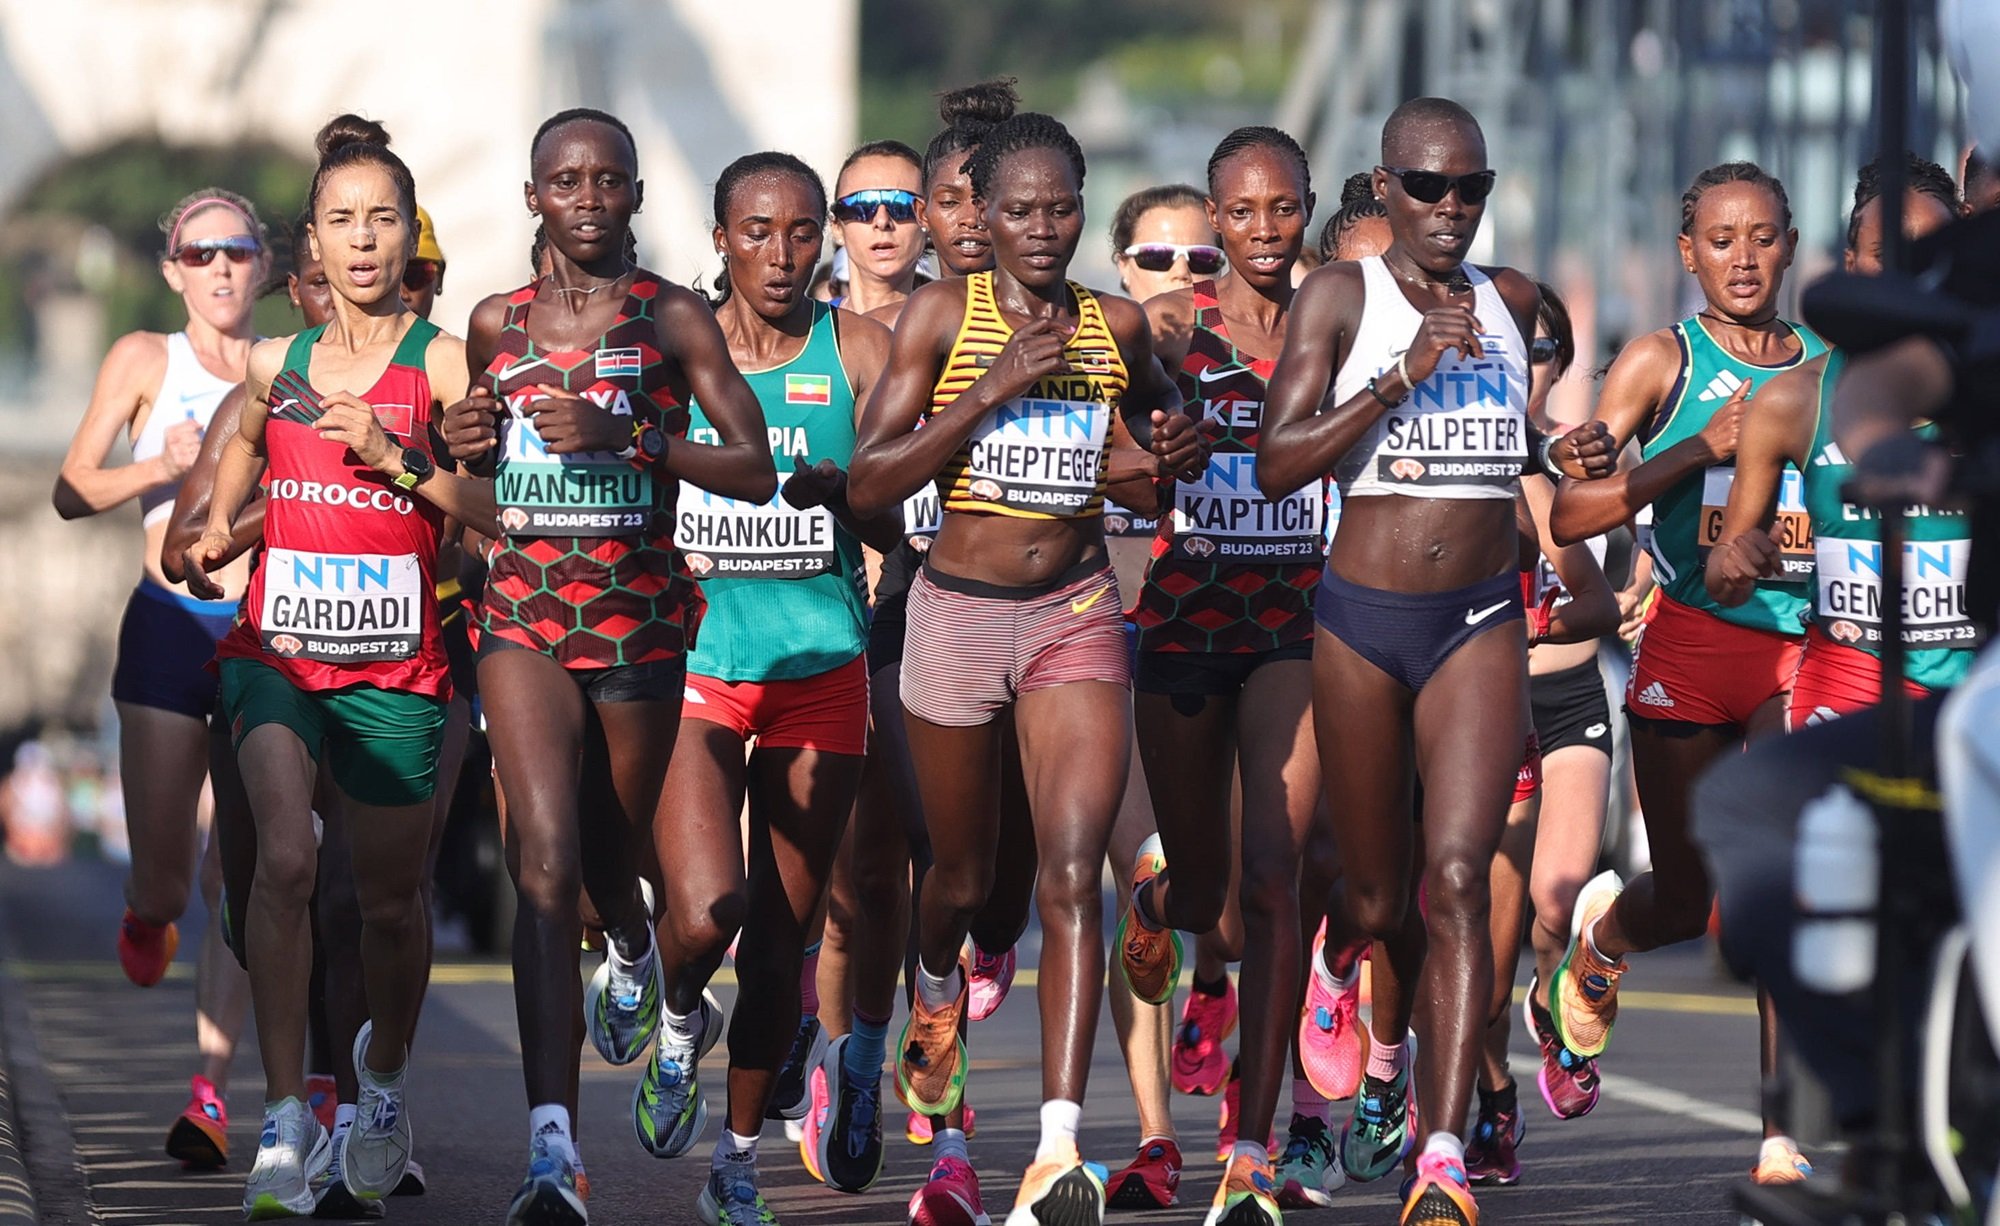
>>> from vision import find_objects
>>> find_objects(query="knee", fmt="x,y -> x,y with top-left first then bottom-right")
1159,864 -> 1228,935
1344,875 -> 1410,942
1424,853 -> 1491,927
510,836 -> 582,924
848,842 -> 908,916
1033,852 -> 1099,916
356,876 -> 424,935
666,886 -> 747,959
253,842 -> 318,912
926,857 -> 995,922
1238,853 -> 1300,929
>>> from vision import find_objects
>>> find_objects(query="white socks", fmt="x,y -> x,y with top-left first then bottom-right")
1421,1131 -> 1466,1165
1035,1099 -> 1082,1162
1231,1139 -> 1270,1167
528,1103 -> 576,1159
713,1128 -> 760,1170
916,961 -> 961,1011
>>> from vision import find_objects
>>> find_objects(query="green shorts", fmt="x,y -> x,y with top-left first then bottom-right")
219,658 -> 446,807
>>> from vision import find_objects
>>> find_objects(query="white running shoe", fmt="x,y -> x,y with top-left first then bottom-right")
243,1097 -> 331,1220
340,1022 -> 412,1200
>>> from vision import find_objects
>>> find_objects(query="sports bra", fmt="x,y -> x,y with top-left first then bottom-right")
134,332 -> 238,527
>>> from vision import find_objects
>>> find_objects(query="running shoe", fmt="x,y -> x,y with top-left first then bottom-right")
244,1097 -> 332,1220
1752,1138 -> 1813,1185
896,973 -> 969,1117
1297,921 -> 1367,1102
966,941 -> 1016,1022
584,927 -> 663,1067
634,992 -> 723,1158
118,907 -> 178,987
697,1161 -> 780,1226
768,1015 -> 827,1121
1001,1143 -> 1104,1226
305,1074 -> 337,1134
1551,869 -> 1626,1060
1172,977 -> 1238,1096
1104,1138 -> 1182,1209
1215,1066 -> 1276,1162
393,1158 -> 426,1196
1342,1039 -> 1417,1183
340,1022 -> 412,1201
1522,974 -> 1599,1119
1463,1090 -> 1523,1186
1398,1152 -> 1477,1226
504,1126 -> 587,1226
310,1127 -> 383,1221
817,1035 -> 886,1193
908,1154 -> 990,1226
1275,1113 -> 1344,1208
907,1105 -> 977,1145
799,1064 -> 829,1182
1117,834 -> 1183,1006
1203,1150 -> 1281,1226
167,1073 -> 229,1168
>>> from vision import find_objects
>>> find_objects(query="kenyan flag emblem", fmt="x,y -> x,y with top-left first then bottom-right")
785,373 -> 831,405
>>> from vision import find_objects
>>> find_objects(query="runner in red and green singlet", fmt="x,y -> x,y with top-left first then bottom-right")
440,108 -> 774,1226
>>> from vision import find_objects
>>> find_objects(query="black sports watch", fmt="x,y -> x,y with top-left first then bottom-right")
392,447 -> 435,490
619,423 -> 666,468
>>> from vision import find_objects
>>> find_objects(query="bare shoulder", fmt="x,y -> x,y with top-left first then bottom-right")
246,335 -> 293,387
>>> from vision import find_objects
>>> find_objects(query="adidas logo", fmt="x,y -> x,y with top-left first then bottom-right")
1635,681 -> 1676,708
1812,441 -> 1848,467
1696,369 -> 1744,402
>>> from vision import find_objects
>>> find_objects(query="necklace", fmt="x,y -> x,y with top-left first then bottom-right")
547,266 -> 634,298
1387,255 -> 1470,294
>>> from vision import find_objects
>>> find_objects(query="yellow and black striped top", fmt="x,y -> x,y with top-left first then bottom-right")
928,271 -> 1129,519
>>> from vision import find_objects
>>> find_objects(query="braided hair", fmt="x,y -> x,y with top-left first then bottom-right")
1680,161 -> 1792,235
1205,125 -> 1311,203
924,78 -> 1019,185
701,151 -> 828,308
962,112 -> 1085,201
1846,152 -> 1961,249
1316,172 -> 1387,262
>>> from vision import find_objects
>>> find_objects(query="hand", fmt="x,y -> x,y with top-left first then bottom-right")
1554,421 -> 1616,480
441,387 -> 502,461
782,456 -> 847,510
160,419 -> 203,480
1616,582 -> 1652,639
1148,410 -> 1205,479
525,384 -> 626,454
313,391 -> 399,473
1843,432 -> 1953,511
980,318 -> 1073,403
1400,307 -> 1485,386
180,530 -> 233,600
1693,379 -> 1751,465
1713,527 -> 1781,604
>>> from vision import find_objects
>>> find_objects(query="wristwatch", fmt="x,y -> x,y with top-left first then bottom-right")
392,447 -> 435,491
617,421 -> 666,468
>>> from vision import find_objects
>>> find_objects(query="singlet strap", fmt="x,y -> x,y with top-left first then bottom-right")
281,324 -> 328,379
390,317 -> 441,369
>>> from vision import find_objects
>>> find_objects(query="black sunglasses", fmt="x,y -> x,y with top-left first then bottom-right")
1123,243 -> 1225,276
1530,336 -> 1559,365
1380,167 -> 1497,206
833,189 -> 920,224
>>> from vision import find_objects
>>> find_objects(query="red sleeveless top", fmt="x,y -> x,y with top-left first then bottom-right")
217,319 -> 450,697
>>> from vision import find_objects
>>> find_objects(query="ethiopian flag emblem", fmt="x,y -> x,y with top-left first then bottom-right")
785,373 -> 832,405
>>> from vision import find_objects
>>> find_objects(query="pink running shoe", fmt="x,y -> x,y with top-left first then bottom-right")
1214,1065 -> 1275,1162
1298,920 -> 1368,1102
966,942 -> 1015,1023
1171,977 -> 1238,1096
800,1063 -> 830,1182
906,1105 -> 977,1146
907,1154 -> 990,1226
305,1072 -> 338,1133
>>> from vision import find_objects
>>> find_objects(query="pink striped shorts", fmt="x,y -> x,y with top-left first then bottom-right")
901,560 -> 1132,727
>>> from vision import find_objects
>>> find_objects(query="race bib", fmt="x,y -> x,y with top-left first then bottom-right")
1171,453 -> 1324,562
676,473 -> 838,578
961,397 -> 1109,516
1699,467 -> 1813,578
1816,536 -> 1977,648
495,395 -> 653,536
260,549 -> 422,662
901,485 -> 941,551
1374,350 -> 1523,487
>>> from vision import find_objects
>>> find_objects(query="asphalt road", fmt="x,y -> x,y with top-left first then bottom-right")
0,854 -> 1780,1225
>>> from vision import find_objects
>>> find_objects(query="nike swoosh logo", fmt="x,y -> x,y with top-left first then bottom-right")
1465,601 -> 1508,625
1197,365 -> 1246,385
1070,587 -> 1108,615
178,390 -> 210,404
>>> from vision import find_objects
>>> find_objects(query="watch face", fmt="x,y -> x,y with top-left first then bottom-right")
638,427 -> 665,460
402,448 -> 434,477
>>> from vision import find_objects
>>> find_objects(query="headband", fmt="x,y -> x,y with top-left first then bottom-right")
167,197 -> 257,254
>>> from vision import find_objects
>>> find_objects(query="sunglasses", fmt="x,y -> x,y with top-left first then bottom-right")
403,259 -> 442,293
172,236 -> 262,267
1123,243 -> 1225,276
1530,336 -> 1560,365
833,189 -> 920,224
1380,167 -> 1497,206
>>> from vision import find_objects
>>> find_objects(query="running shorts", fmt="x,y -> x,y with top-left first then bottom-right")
866,589 -> 909,676
1313,569 -> 1523,693
1786,626 -> 1932,732
111,580 -> 237,719
902,559 -> 1131,727
478,633 -> 685,704
1531,658 -> 1614,758
1626,593 -> 1802,729
683,654 -> 869,755
1134,642 -> 1314,698
219,658 -> 446,807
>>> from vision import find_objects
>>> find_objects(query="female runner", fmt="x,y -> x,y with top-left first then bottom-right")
830,139 -> 928,315
847,112 -> 1199,1226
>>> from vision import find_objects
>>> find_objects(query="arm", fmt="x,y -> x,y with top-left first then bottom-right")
1522,473 -> 1619,644
658,286 -> 778,503
1103,293 -> 1202,475
161,385 -> 265,581
781,311 -> 904,554
1702,360 -> 1820,607
1831,336 -> 1957,509
184,340 -> 284,598
1550,331 -> 1744,545
441,295 -> 510,476
53,333 -> 177,519
1618,549 -> 1657,639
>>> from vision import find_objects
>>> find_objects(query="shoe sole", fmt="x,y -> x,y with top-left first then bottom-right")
505,1181 -> 588,1226
1212,1194 -> 1282,1226
1004,1165 -> 1104,1226
167,1116 -> 227,1168
1115,868 -> 1182,1006
911,1185 -> 992,1226
392,1160 -> 426,1196
583,953 -> 661,1068
313,1182 -> 385,1220
895,1018 -> 968,1118
1551,870 -> 1622,1060
247,1191 -> 318,1220
1104,1169 -> 1174,1209
1401,1183 -> 1476,1226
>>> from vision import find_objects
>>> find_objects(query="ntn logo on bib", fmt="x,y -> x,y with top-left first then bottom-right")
960,397 -> 1109,516
1172,453 -> 1323,561
259,548 -> 422,661
1816,537 -> 1975,643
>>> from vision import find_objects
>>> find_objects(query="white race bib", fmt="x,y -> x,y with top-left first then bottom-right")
495,389 -> 652,536
1171,453 -> 1324,563
961,397 -> 1108,517
1815,536 -> 1977,647
901,485 -> 942,549
260,549 -> 423,661
676,473 -> 838,579
1700,467 -> 1813,578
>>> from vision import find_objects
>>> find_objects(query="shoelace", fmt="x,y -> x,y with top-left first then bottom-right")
1355,1081 -> 1403,1138
843,1080 -> 880,1143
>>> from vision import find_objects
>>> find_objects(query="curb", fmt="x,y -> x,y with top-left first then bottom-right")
0,960 -> 41,1225
0,928 -> 90,1225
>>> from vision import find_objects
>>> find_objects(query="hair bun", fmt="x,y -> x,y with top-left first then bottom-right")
939,78 -> 1019,127
316,114 -> 392,160
1339,172 -> 1374,207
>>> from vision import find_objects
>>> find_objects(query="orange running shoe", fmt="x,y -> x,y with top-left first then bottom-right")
1118,835 -> 1183,1007
165,1074 -> 228,1168
1752,1138 -> 1812,1185
1203,1151 -> 1280,1225
1399,1152 -> 1478,1225
1004,1141 -> 1104,1226
1552,870 -> 1626,1059
118,908 -> 178,987
897,971 -> 969,1117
